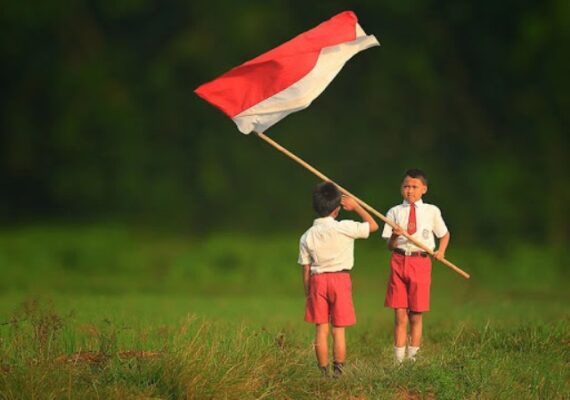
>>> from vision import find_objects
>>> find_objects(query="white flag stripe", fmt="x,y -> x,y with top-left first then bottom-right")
233,25 -> 379,134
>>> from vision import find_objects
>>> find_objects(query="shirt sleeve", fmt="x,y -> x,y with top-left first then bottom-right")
432,206 -> 448,238
298,233 -> 311,265
337,220 -> 370,239
381,207 -> 395,239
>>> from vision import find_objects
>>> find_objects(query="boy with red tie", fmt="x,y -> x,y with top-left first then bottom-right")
382,169 -> 450,363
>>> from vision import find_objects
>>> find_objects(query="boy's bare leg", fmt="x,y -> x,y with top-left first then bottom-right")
409,312 -> 422,347
332,326 -> 346,376
315,323 -> 330,367
405,311 -> 422,361
394,308 -> 409,347
393,308 -> 408,363
331,326 -> 346,363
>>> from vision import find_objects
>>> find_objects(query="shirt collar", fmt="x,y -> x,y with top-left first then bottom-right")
402,199 -> 424,207
313,216 -> 335,225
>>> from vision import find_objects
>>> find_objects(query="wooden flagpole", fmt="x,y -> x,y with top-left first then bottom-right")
255,131 -> 470,280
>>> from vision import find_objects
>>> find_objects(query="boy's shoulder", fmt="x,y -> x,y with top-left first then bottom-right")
300,218 -> 363,238
301,218 -> 357,231
299,226 -> 312,241
420,202 -> 443,213
386,202 -> 443,216
388,201 -> 442,209
336,218 -> 362,226
387,204 -> 400,213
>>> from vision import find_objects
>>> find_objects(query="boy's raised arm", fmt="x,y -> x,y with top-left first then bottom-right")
341,196 -> 379,233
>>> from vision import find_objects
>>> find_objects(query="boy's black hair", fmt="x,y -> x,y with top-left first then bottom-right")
404,168 -> 428,185
313,182 -> 342,217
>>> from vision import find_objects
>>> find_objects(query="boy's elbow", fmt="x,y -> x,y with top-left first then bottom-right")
369,222 -> 379,233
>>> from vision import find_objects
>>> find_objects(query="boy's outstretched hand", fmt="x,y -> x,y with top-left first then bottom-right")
341,196 -> 359,211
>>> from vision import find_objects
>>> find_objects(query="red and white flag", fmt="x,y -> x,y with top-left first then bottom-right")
195,11 -> 379,134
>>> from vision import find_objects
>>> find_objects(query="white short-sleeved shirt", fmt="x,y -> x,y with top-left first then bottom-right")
381,199 -> 448,252
298,217 -> 370,274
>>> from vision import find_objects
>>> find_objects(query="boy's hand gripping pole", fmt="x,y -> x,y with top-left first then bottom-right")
254,131 -> 470,280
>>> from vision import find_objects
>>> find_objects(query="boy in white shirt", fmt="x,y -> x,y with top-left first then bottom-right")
382,169 -> 450,363
298,182 -> 378,377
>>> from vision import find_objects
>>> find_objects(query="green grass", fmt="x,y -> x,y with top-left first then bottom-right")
0,225 -> 568,399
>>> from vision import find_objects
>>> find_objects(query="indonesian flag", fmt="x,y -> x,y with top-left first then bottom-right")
195,11 -> 379,134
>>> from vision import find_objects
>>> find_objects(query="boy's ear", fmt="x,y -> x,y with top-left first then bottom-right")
422,185 -> 428,195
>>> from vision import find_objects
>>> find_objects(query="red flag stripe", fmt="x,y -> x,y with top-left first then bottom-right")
195,11 -> 359,118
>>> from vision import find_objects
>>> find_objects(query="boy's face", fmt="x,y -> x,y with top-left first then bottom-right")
401,176 -> 427,204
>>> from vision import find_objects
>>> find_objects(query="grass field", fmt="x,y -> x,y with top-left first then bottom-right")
0,226 -> 568,399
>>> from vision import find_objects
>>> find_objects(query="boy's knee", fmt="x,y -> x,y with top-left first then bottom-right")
408,313 -> 423,329
409,311 -> 423,321
395,319 -> 407,328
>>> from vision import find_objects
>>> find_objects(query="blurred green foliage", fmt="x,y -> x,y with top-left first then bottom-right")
1,1 -> 568,245
0,225 -> 566,297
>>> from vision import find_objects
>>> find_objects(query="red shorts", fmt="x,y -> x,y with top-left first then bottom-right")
305,272 -> 356,327
384,253 -> 431,312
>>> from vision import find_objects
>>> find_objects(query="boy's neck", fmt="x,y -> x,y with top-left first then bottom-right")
405,198 -> 423,205
327,209 -> 340,219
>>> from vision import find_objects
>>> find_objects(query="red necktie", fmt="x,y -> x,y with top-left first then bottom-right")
407,203 -> 416,235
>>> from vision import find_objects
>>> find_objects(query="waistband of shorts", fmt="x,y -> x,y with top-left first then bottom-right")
393,248 -> 428,257
311,269 -> 351,276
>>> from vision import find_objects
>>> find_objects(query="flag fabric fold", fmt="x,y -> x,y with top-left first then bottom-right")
195,11 -> 379,134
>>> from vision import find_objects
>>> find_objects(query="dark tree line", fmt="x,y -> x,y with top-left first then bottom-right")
1,1 -> 568,245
